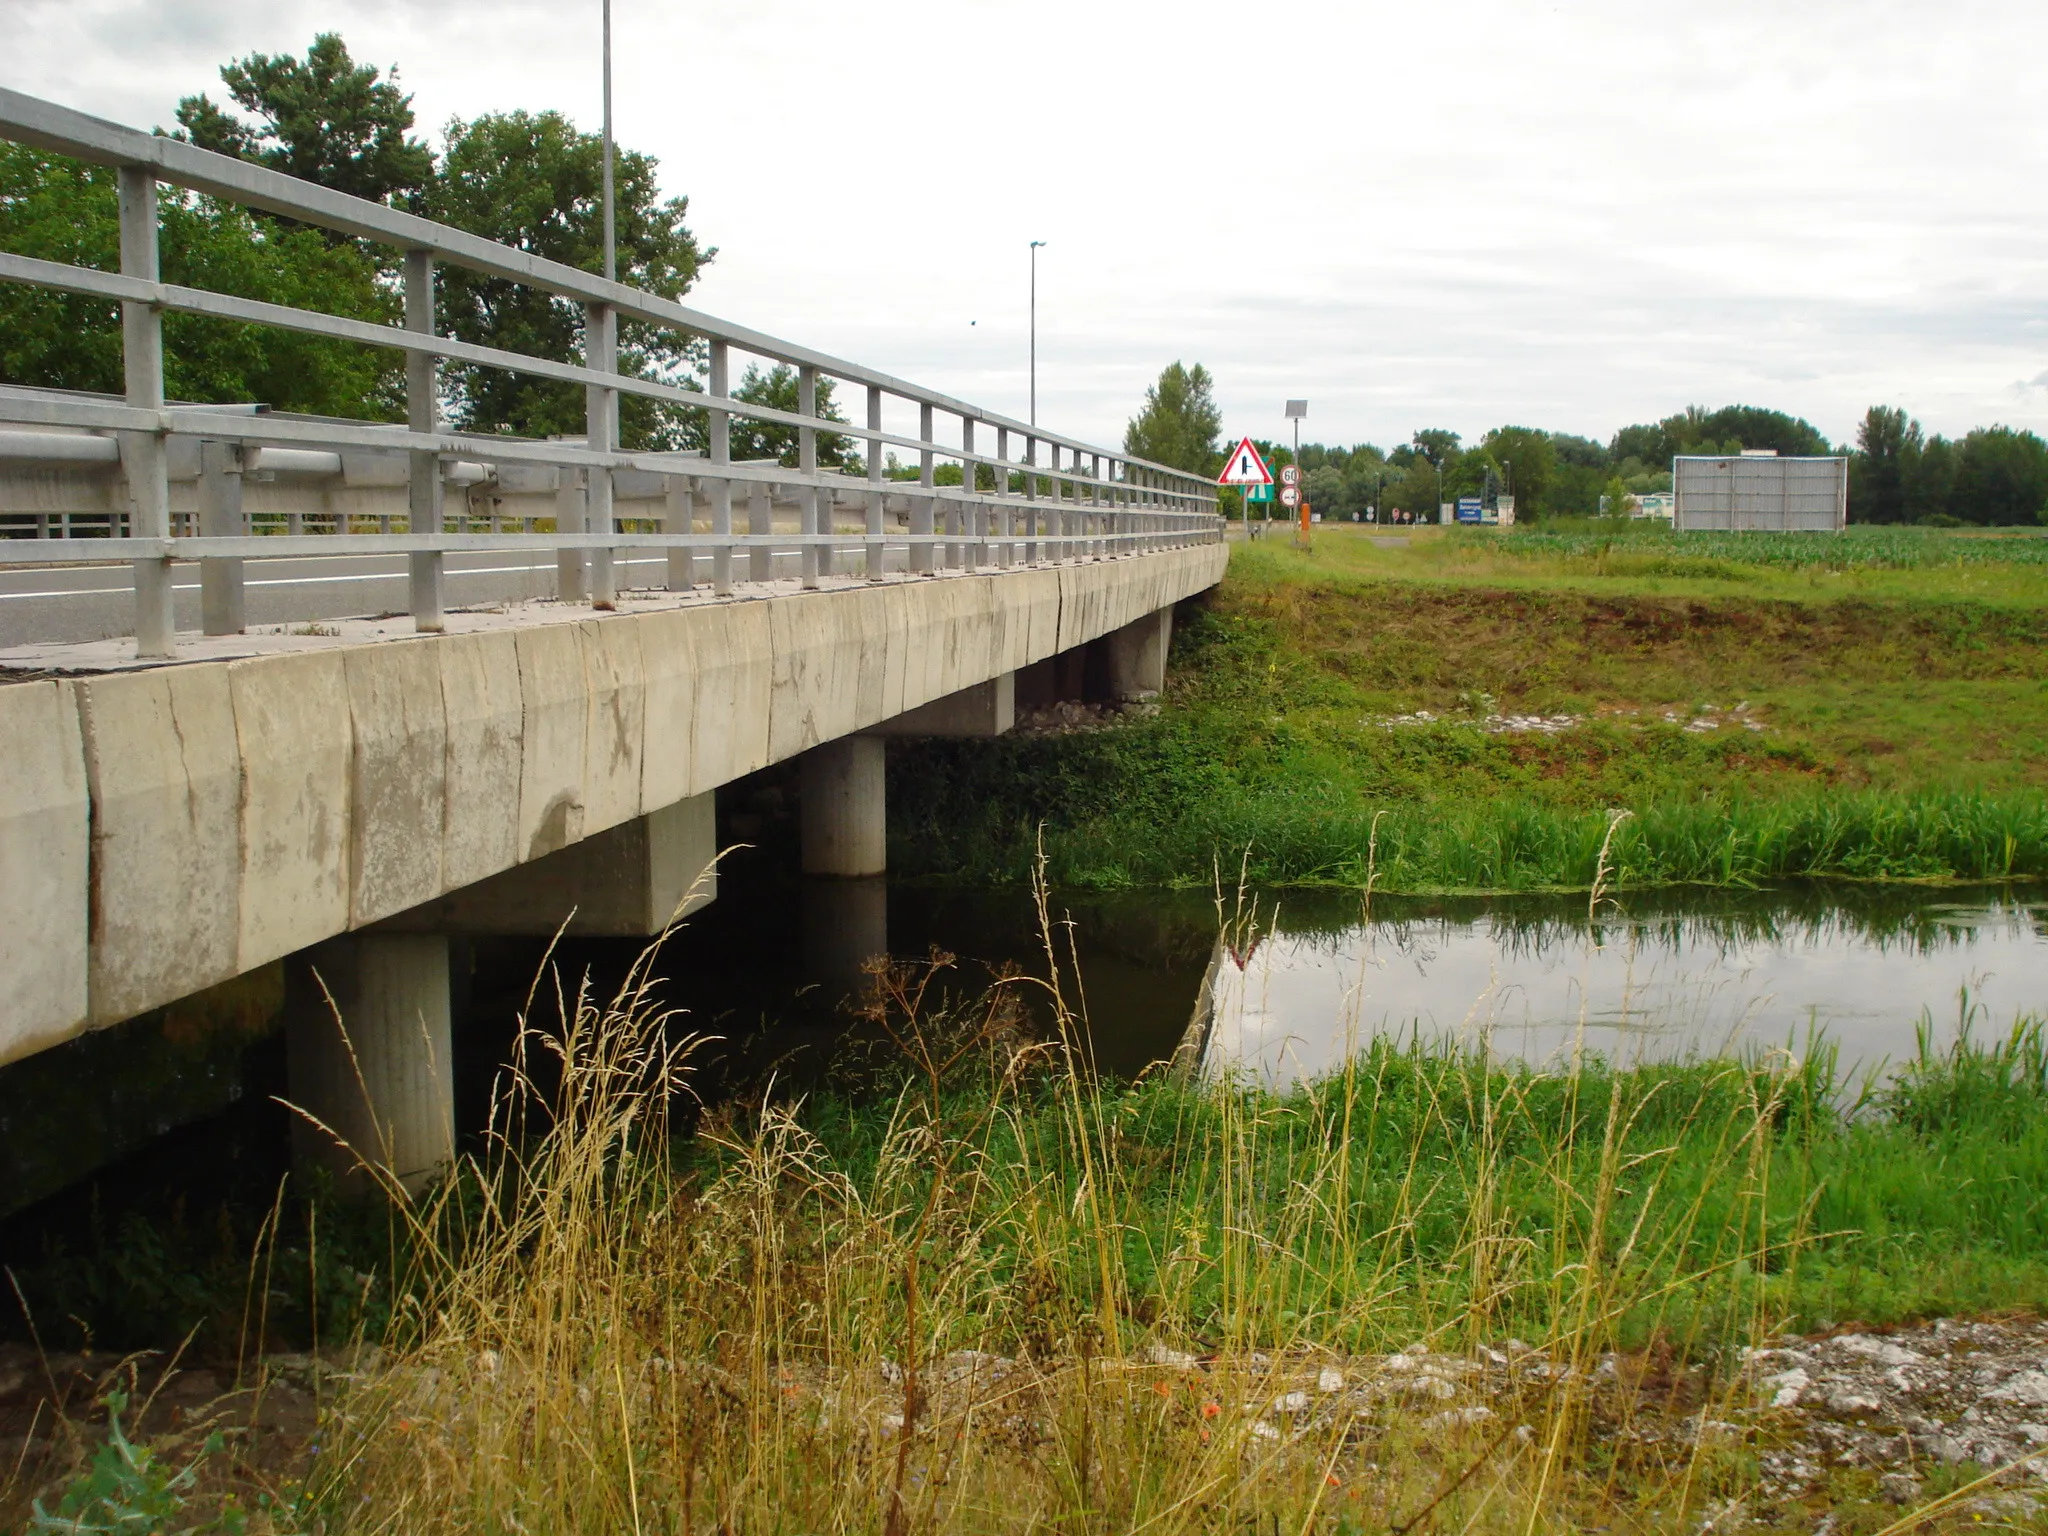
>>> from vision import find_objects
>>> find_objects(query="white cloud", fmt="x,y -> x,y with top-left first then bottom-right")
8,0 -> 2048,451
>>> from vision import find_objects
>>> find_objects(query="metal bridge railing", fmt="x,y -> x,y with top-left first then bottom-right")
0,89 -> 1222,657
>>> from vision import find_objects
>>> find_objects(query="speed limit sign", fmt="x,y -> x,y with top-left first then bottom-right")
1279,485 -> 1301,508
1280,465 -> 1301,488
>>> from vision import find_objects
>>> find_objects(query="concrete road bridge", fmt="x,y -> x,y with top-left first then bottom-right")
0,90 -> 1224,1193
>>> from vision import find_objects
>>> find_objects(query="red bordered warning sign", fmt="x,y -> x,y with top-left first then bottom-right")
1217,437 -> 1273,486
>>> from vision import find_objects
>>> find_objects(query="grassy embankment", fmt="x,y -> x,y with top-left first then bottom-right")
23,939 -> 2046,1534
891,523 -> 2048,891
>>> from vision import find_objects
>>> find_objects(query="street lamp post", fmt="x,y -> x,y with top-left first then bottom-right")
1029,241 -> 1046,426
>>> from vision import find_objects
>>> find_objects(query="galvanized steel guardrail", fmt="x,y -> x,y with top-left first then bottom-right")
0,89 -> 1222,656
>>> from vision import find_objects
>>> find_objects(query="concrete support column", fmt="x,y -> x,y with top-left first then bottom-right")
286,933 -> 453,1197
801,736 -> 886,877
1103,606 -> 1174,700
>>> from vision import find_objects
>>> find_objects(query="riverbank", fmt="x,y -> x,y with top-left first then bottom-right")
892,526 -> 2048,890
9,954 -> 2048,1531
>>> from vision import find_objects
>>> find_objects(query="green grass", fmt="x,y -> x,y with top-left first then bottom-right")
891,531 -> 2048,890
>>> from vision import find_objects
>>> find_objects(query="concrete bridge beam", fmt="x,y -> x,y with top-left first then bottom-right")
285,932 -> 453,1197
386,792 -> 718,937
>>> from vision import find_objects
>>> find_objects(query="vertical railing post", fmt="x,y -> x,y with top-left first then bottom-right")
912,402 -> 936,575
865,384 -> 885,581
556,466 -> 587,602
665,475 -> 696,592
994,426 -> 1011,567
956,415 -> 976,571
748,481 -> 773,584
117,165 -> 172,657
585,301 -> 618,608
708,339 -> 733,594
198,440 -> 246,634
403,249 -> 444,631
1021,434 -> 1038,564
799,364 -> 821,588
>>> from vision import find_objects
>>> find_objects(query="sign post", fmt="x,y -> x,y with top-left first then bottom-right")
1217,436 -> 1275,536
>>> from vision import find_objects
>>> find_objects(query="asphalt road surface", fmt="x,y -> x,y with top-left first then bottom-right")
0,549 -> 683,647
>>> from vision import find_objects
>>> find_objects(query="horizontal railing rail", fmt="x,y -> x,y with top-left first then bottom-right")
0,89 -> 1222,655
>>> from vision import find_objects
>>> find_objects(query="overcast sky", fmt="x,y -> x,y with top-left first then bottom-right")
11,0 -> 2048,454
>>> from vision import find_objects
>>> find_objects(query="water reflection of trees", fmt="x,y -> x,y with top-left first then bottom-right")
1242,882 -> 2046,963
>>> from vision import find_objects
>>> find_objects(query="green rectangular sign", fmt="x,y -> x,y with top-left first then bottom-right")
1243,483 -> 1273,503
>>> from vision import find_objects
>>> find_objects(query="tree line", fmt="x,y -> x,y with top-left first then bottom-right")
0,34 -> 859,460
1122,367 -> 2048,527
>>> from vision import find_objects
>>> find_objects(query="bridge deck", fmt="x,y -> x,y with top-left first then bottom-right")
0,544 -> 1225,1066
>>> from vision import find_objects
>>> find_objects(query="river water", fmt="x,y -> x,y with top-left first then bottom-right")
2,876 -> 2044,1247
654,874 -> 2048,1091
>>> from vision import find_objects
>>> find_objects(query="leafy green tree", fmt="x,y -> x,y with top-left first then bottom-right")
1611,404 -> 1832,466
1950,426 -> 2048,525
425,110 -> 713,448
0,143 -> 397,416
174,33 -> 435,208
1907,436 -> 1958,525
1479,425 -> 1557,518
1412,428 -> 1461,465
1849,405 -> 1921,524
727,363 -> 851,467
1123,361 -> 1222,474
1600,474 -> 1635,518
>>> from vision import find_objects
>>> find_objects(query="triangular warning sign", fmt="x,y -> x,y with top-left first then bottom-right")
1217,436 -> 1273,486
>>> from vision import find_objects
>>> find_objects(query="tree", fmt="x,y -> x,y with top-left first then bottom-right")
1479,425 -> 1557,519
425,110 -> 713,448
727,363 -> 851,468
1124,362 -> 1221,475
1950,427 -> 2048,526
0,143 -> 398,417
1611,404 -> 1832,467
175,34 -> 434,208
1849,405 -> 1921,524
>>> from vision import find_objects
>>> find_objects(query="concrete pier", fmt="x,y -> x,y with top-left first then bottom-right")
1103,608 -> 1173,700
284,933 -> 453,1197
801,737 -> 887,877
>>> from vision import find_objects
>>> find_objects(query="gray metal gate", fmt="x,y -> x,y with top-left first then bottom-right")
1672,455 -> 1846,531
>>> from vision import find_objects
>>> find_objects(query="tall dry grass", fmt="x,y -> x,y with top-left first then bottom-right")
287,856 -> 1864,1535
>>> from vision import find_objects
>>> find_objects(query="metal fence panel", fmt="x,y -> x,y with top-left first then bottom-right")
1672,456 -> 1847,532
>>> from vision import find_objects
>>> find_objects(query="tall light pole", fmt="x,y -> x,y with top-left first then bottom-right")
1029,241 -> 1046,425
601,0 -> 616,282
